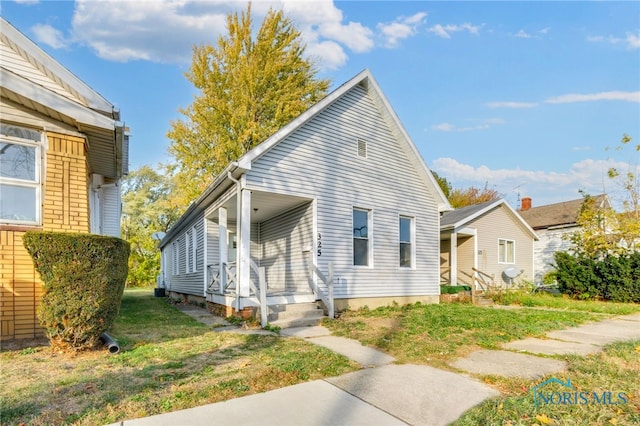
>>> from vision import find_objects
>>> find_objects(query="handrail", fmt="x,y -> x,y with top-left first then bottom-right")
471,267 -> 494,306
309,261 -> 334,319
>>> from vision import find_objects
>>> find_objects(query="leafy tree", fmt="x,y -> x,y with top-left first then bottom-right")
448,182 -> 501,208
431,171 -> 452,199
167,4 -> 329,203
569,135 -> 639,257
121,166 -> 181,287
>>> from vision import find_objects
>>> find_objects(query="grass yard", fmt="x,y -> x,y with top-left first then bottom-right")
323,295 -> 640,425
0,289 -> 359,426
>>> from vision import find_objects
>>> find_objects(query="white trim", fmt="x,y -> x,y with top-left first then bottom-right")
353,206 -> 373,268
498,238 -> 516,264
399,215 -> 415,269
191,225 -> 198,272
1,68 -> 116,130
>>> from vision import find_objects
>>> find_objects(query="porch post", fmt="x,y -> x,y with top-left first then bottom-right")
238,188 -> 251,298
450,232 -> 458,285
218,207 -> 228,290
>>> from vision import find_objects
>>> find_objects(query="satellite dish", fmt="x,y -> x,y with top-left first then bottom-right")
151,232 -> 166,241
502,267 -> 524,285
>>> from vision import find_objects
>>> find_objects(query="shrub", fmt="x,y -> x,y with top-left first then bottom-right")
23,231 -> 130,351
554,251 -> 640,303
440,285 -> 472,294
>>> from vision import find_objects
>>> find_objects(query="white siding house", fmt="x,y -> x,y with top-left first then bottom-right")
159,70 -> 451,318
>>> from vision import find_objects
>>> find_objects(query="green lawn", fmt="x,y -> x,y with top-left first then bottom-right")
323,295 -> 640,425
0,289 -> 359,426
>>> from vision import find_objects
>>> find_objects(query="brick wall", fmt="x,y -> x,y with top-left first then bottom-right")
0,132 -> 90,341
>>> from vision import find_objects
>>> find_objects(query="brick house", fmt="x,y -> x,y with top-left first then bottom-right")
0,18 -> 128,340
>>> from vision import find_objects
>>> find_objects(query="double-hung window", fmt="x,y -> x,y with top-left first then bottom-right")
191,226 -> 197,272
353,208 -> 371,266
399,216 -> 414,268
0,125 -> 42,225
498,239 -> 515,264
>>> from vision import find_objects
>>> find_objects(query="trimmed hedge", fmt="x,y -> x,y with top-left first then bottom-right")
23,231 -> 130,350
554,251 -> 640,303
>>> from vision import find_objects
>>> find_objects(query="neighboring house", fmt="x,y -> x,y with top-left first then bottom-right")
518,195 -> 610,284
0,18 -> 128,341
440,199 -> 538,288
158,69 -> 451,320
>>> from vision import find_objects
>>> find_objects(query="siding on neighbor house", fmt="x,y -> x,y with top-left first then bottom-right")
0,132 -> 89,341
467,205 -> 534,285
456,235 -> 475,286
259,202 -> 313,293
245,83 -> 441,299
532,227 -> 576,284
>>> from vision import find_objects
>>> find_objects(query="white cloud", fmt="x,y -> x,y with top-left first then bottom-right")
486,101 -> 538,109
588,32 -> 640,49
431,118 -> 504,132
430,157 -> 632,207
428,23 -> 482,39
377,12 -> 427,48
13,0 -> 39,4
514,29 -> 531,39
545,91 -> 640,104
31,23 -> 68,49
306,40 -> 348,70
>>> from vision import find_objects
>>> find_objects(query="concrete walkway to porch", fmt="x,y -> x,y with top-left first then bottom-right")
111,306 -> 640,426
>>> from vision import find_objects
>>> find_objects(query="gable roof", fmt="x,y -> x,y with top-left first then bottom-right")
161,70 -> 452,247
519,194 -> 609,230
238,69 -> 451,213
0,17 -> 127,178
441,198 -> 538,240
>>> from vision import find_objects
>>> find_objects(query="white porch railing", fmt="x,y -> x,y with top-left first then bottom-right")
309,262 -> 334,319
206,262 -> 237,294
249,259 -> 268,327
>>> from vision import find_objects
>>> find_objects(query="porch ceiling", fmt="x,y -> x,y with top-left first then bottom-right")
211,191 -> 311,223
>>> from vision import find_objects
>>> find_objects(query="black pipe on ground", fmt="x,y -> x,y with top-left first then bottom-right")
99,332 -> 120,354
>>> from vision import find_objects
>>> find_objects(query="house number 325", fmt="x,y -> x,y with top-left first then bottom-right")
317,233 -> 322,256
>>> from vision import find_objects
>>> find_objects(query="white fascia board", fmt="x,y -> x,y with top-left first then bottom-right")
1,68 -> 115,130
1,17 -> 114,114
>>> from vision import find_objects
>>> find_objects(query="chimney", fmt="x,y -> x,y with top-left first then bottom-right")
521,197 -> 532,211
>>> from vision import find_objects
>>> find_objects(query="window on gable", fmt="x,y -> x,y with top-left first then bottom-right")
498,239 -> 515,264
399,216 -> 414,268
357,139 -> 367,158
0,125 -> 42,225
353,208 -> 371,266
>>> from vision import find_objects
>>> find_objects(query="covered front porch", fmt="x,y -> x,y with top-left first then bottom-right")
203,186 -> 333,322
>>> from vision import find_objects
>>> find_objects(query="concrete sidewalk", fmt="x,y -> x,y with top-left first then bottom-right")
111,310 -> 640,426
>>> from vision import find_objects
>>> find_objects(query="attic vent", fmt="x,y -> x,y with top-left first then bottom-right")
357,139 -> 367,158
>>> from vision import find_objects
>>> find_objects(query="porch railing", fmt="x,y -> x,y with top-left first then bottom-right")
308,262 -> 334,319
471,267 -> 495,305
249,259 -> 268,327
206,262 -> 237,294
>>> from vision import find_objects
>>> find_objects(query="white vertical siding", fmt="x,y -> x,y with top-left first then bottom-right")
101,181 -> 121,237
245,84 -> 441,299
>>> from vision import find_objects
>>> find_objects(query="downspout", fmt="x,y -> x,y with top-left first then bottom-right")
227,171 -> 242,313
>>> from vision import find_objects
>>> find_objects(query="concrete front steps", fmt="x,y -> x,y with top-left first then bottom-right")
266,302 -> 326,328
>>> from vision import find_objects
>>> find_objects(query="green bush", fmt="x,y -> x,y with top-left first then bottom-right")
554,251 -> 640,303
23,231 -> 130,350
440,285 -> 472,294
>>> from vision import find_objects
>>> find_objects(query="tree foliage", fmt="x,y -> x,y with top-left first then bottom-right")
431,171 -> 452,199
569,135 -> 639,257
167,4 -> 329,203
448,182 -> 501,208
121,166 -> 181,287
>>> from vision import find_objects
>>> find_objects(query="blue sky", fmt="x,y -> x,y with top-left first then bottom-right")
2,0 -> 638,209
